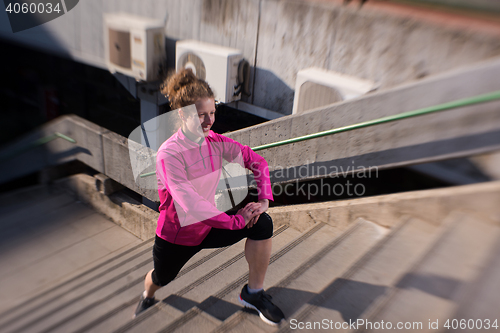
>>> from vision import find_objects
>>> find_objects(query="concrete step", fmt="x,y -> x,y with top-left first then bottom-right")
200,218 -> 389,333
108,224 -> 298,333
157,221 -> 350,333
13,224 -> 293,333
2,180 -> 498,333
3,235 -> 247,333
0,184 -> 56,216
0,195 -> 142,318
0,189 -> 74,235
446,233 -> 500,332
0,185 -> 145,333
0,237 -> 154,330
53,243 -> 242,333
0,200 -> 95,281
280,216 -> 444,333
2,239 -> 232,333
360,212 -> 500,333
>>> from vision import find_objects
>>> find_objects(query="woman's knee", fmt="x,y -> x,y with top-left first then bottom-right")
249,212 -> 273,240
151,269 -> 176,287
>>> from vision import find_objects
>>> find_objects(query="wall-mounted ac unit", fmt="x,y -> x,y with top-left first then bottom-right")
104,13 -> 166,82
292,67 -> 375,114
176,40 -> 243,104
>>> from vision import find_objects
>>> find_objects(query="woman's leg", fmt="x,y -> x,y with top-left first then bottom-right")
144,269 -> 162,298
200,213 -> 274,289
150,235 -> 202,292
193,213 -> 284,325
245,238 -> 272,290
135,236 -> 201,317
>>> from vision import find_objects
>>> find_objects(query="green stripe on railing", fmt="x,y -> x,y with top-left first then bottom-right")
139,90 -> 500,178
140,171 -> 156,178
252,90 -> 500,151
0,132 -> 77,162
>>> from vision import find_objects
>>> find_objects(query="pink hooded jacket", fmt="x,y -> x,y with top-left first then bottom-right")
155,129 -> 273,246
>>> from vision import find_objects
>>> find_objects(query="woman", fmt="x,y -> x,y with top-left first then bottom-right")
134,68 -> 285,326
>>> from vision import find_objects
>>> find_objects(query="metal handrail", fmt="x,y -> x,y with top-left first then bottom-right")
139,90 -> 500,178
0,132 -> 77,162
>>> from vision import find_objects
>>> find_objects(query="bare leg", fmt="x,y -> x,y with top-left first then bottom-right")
245,238 -> 272,289
144,269 -> 162,298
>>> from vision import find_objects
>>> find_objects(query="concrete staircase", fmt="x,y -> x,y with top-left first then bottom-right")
0,180 -> 499,333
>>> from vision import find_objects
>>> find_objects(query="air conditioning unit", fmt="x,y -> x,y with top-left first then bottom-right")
104,13 -> 166,82
176,40 -> 243,104
292,67 -> 375,114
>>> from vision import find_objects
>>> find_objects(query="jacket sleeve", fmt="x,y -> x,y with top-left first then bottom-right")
218,135 -> 274,201
156,148 -> 246,230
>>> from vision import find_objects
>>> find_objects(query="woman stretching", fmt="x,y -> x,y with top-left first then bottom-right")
134,68 -> 285,326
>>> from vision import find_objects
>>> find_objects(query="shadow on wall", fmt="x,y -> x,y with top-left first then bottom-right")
165,37 -> 178,71
0,25 -> 72,149
253,67 -> 295,115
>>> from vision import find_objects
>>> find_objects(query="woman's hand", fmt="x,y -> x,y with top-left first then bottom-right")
245,199 -> 269,229
237,202 -> 262,227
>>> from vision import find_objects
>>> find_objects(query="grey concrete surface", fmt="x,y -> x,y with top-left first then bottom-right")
0,239 -> 154,326
294,217 -> 441,332
1,0 -> 500,114
102,129 -> 157,200
0,180 -> 499,332
254,0 -> 500,113
362,212 -> 500,333
94,173 -> 125,196
0,184 -> 142,315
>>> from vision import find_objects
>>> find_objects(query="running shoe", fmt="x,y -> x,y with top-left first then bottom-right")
239,284 -> 285,326
133,294 -> 157,318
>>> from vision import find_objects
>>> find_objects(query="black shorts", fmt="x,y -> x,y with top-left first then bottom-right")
151,212 -> 273,287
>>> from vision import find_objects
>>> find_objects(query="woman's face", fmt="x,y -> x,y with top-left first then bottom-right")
182,97 -> 216,140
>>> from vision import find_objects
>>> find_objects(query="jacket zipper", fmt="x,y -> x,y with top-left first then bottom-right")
199,145 -> 206,169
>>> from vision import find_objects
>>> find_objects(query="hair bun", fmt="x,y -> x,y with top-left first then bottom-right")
161,67 -> 214,110
171,68 -> 197,92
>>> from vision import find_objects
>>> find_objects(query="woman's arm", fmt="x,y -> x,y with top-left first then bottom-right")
218,135 -> 274,202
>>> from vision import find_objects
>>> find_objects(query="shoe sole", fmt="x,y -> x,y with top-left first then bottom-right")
238,294 -> 283,327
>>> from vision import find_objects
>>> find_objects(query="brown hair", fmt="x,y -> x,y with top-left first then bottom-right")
161,68 -> 214,110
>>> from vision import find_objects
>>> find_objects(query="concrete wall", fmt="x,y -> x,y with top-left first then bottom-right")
255,0 -> 500,113
2,0 -> 500,115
